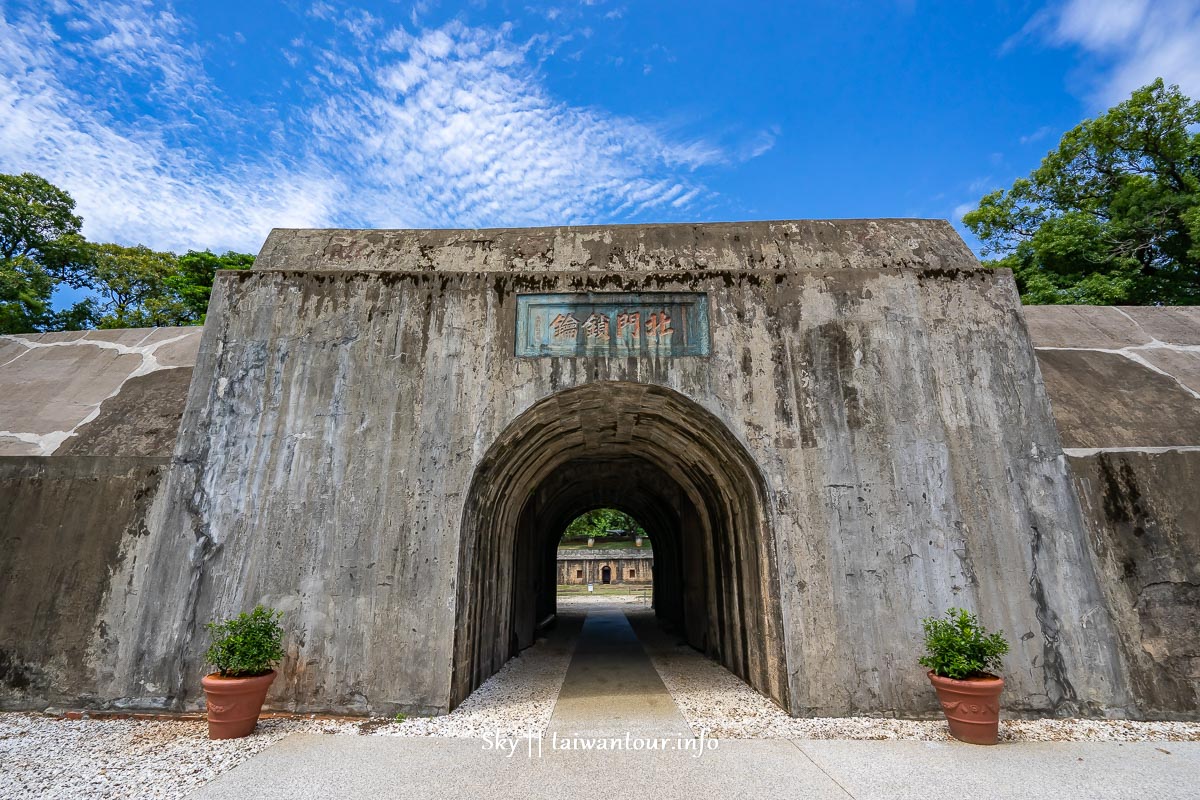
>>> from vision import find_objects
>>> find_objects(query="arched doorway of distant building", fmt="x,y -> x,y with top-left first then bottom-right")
600,565 -> 612,584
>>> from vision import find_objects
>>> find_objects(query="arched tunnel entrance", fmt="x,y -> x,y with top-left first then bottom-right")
451,382 -> 788,711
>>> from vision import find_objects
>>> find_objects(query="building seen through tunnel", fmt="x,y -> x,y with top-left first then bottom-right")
555,510 -> 653,587
556,550 -> 653,587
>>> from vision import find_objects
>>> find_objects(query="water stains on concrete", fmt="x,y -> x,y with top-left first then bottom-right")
0,222 -> 1196,722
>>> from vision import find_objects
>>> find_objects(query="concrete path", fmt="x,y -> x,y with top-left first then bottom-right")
190,735 -> 1200,800
546,604 -> 691,738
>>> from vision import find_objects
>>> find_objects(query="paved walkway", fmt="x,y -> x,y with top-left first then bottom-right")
191,735 -> 1200,800
191,604 -> 1200,799
546,605 -> 691,739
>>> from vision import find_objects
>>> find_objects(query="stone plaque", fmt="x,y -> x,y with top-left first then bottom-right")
515,293 -> 710,357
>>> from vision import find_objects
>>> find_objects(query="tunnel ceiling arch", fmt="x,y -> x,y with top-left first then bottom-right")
453,381 -> 787,710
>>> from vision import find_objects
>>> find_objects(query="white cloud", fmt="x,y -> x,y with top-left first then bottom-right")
966,176 -> 994,194
0,5 -> 337,253
671,187 -> 702,208
302,20 -> 723,228
1036,0 -> 1200,105
737,127 -> 778,160
1054,0 -> 1149,49
56,0 -> 209,105
0,4 -> 739,252
1019,125 -> 1055,145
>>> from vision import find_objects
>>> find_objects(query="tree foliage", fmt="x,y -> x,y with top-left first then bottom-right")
83,243 -> 190,328
0,173 -> 87,333
964,79 -> 1200,305
0,172 -> 254,333
562,508 -> 647,541
171,249 -> 255,324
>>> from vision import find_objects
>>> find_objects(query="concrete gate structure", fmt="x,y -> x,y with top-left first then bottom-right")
3,219 -> 1199,721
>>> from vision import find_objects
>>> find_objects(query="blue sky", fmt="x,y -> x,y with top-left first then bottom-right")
2,0 -> 1199,259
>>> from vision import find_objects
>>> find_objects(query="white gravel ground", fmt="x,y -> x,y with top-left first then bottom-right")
4,598 -> 1199,800
0,614 -> 576,799
365,608 -> 576,738
632,607 -> 1200,743
0,715 -> 323,800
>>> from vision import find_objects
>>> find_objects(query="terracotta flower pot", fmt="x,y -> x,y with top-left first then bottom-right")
927,670 -> 1004,745
201,670 -> 276,740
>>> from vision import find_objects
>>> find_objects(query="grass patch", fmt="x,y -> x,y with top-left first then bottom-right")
556,584 -> 652,596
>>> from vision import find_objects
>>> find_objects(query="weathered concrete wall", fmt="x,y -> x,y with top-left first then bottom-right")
0,328 -> 200,709
1025,306 -> 1200,450
1068,451 -> 1200,718
1024,306 -> 1200,718
3,226 -> 1195,720
255,220 -> 977,274
90,220 -> 1133,719
0,328 -> 202,457
0,457 -> 168,709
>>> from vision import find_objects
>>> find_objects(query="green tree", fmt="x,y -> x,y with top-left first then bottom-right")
562,508 -> 647,541
964,79 -> 1200,305
169,249 -> 254,323
1,172 -> 256,331
76,246 -> 255,328
83,243 -> 190,329
0,173 -> 88,333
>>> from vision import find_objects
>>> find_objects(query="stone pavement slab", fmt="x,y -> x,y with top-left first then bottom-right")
189,734 -> 847,800
190,735 -> 1200,800
795,739 -> 1200,800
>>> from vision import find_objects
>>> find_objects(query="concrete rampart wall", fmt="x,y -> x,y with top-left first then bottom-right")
0,226 -> 1195,720
1025,306 -> 1200,450
1025,306 -> 1200,717
88,221 -> 1130,718
0,457 -> 168,709
1068,451 -> 1200,718
0,328 -> 202,457
254,219 -> 977,274
0,327 -> 202,709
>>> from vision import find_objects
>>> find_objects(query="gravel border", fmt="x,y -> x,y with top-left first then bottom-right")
0,615 -> 578,799
632,607 -> 1200,743
366,609 -> 576,738
0,714 -> 325,800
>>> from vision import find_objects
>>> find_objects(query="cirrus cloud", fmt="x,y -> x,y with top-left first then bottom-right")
1011,0 -> 1200,105
0,2 -> 750,254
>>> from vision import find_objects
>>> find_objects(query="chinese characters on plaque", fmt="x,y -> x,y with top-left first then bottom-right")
551,310 -> 672,344
515,293 -> 710,357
